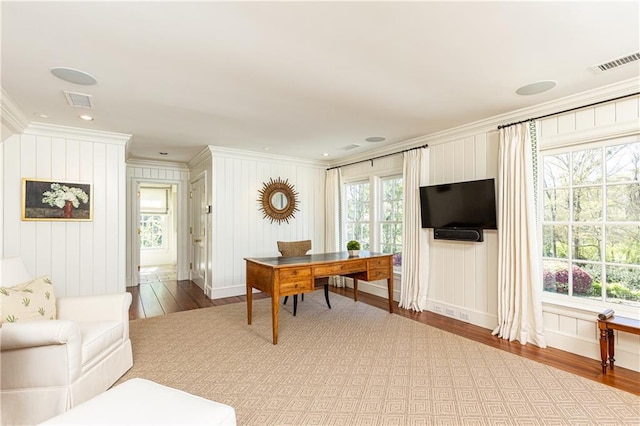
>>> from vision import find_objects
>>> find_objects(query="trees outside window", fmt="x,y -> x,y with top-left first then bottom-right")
541,140 -> 640,307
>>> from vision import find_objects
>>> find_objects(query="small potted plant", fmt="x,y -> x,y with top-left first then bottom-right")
347,240 -> 361,257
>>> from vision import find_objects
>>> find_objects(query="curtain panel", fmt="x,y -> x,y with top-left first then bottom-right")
493,122 -> 546,348
325,168 -> 345,287
399,148 -> 430,311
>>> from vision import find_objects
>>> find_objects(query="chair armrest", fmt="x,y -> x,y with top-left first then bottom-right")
57,292 -> 132,323
0,320 -> 80,350
1,320 -> 83,388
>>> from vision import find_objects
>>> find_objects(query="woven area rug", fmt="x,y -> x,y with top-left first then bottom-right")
122,292 -> 640,425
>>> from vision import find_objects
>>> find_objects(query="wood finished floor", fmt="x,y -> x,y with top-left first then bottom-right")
128,281 -> 640,397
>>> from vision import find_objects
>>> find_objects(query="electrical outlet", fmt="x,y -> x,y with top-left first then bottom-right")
433,304 -> 442,313
445,308 -> 455,316
459,311 -> 470,321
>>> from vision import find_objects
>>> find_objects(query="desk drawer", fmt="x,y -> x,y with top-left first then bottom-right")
369,257 -> 390,268
278,267 -> 313,294
367,267 -> 390,281
314,260 -> 366,276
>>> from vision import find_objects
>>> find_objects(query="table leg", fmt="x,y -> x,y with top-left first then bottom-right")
353,278 -> 358,302
387,275 -> 394,313
607,329 -> 615,370
246,282 -> 253,325
599,327 -> 608,374
271,293 -> 279,345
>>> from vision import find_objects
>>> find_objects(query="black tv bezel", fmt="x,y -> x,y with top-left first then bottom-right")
419,178 -> 497,231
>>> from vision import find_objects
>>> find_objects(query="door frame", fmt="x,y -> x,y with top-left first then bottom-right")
129,178 -> 187,287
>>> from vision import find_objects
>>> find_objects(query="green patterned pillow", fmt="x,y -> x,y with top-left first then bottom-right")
0,275 -> 56,323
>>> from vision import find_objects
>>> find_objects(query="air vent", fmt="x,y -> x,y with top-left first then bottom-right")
592,53 -> 640,73
63,91 -> 94,109
341,144 -> 361,150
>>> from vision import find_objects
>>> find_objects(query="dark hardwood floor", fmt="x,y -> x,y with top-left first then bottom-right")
128,281 -> 640,396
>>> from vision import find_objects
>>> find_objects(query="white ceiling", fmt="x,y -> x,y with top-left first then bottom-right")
2,1 -> 639,164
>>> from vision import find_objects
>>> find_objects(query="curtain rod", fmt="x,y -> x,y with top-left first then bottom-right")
326,144 -> 428,170
497,91 -> 640,130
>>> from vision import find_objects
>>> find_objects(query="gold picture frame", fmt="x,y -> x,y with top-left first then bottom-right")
22,178 -> 93,221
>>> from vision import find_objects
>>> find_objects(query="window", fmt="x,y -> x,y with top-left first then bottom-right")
344,175 -> 403,269
139,187 -> 169,250
344,181 -> 370,251
140,214 -> 167,248
541,139 -> 640,307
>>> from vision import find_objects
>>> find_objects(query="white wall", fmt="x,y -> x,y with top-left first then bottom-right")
126,161 -> 190,286
190,147 -> 327,299
1,124 -> 130,296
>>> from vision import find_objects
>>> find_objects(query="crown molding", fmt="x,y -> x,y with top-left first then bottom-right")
1,89 -> 29,134
25,122 -> 132,145
207,145 -> 329,169
328,77 -> 640,168
126,158 -> 190,171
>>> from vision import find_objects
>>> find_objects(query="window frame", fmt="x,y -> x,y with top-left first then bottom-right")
539,135 -> 640,312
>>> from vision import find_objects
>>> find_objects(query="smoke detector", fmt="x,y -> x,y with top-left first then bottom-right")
592,52 -> 640,73
64,91 -> 94,109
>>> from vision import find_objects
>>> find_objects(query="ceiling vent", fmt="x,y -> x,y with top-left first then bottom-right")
341,144 -> 361,150
592,52 -> 640,73
63,91 -> 94,109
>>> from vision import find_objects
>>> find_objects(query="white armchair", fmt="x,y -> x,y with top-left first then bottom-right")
0,257 -> 133,425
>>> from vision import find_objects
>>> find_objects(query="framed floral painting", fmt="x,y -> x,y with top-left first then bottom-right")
22,179 -> 92,221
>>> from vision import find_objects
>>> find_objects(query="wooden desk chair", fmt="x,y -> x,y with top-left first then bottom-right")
277,240 -> 331,316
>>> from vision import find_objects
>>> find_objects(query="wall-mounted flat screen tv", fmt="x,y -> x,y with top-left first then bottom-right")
420,178 -> 497,230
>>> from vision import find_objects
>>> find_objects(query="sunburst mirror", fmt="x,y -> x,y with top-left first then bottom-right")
258,177 -> 299,224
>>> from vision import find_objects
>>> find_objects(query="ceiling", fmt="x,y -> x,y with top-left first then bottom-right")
2,1 -> 639,164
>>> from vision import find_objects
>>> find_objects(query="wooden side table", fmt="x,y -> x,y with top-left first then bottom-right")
597,316 -> 640,374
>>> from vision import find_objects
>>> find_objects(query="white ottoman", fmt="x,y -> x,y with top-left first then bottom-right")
40,378 -> 236,425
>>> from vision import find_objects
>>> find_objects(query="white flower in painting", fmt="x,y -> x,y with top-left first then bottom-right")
42,183 -> 89,209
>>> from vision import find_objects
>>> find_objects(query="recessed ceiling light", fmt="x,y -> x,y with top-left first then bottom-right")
516,80 -> 557,96
159,152 -> 168,156
264,147 -> 271,151
51,67 -> 97,85
79,114 -> 94,121
322,153 -> 329,157
34,113 -> 49,118
365,136 -> 386,143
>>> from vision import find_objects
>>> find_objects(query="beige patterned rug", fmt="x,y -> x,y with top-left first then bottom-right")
122,292 -> 640,425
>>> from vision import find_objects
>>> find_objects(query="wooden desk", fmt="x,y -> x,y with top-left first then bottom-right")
245,251 -> 394,344
598,316 -> 640,374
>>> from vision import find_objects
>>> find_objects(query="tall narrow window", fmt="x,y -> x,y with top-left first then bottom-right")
344,181 -> 370,251
541,139 -> 640,307
380,176 -> 403,268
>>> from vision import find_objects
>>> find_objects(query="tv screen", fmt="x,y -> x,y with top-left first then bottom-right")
420,178 -> 497,229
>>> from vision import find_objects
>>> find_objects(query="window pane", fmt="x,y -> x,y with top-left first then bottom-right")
572,149 -> 602,185
572,262 -> 598,298
543,189 -> 569,221
606,142 -> 640,183
543,225 -> 568,258
605,265 -> 640,307
140,214 -> 165,248
543,260 -> 570,293
605,225 -> 640,265
573,186 -> 602,221
607,183 -> 640,221
543,154 -> 569,188
572,225 -> 601,261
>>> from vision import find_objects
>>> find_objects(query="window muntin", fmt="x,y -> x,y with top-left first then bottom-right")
541,140 -> 640,307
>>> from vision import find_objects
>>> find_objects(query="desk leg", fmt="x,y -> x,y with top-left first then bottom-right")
271,293 -> 279,345
246,282 -> 253,325
387,275 -> 394,314
599,327 -> 608,374
353,279 -> 358,302
607,329 -> 615,370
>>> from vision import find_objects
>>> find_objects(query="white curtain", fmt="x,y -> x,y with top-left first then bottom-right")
493,123 -> 546,348
399,148 -> 430,311
325,168 -> 345,287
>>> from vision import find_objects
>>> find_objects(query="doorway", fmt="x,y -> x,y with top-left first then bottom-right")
138,184 -> 178,281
